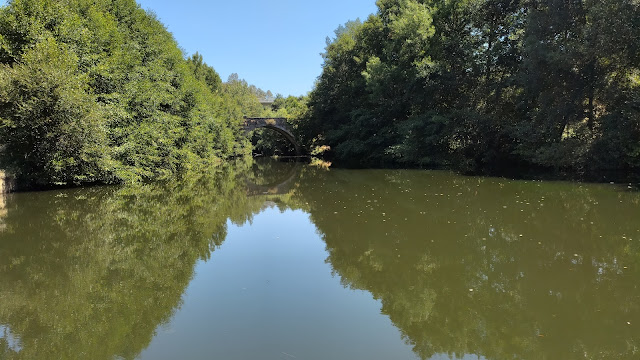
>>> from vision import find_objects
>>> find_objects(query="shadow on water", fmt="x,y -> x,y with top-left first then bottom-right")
0,160 -> 639,359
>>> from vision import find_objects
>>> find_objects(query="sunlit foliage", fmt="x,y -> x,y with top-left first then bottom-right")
0,0 -> 263,188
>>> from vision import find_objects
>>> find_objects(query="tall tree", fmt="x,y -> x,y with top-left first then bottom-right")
303,0 -> 640,180
0,0 -> 254,188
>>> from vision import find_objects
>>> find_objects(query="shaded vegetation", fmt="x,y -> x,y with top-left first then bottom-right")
303,0 -> 640,181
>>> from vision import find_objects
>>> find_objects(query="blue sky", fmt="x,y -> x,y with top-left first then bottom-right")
0,0 -> 377,96
136,0 -> 379,96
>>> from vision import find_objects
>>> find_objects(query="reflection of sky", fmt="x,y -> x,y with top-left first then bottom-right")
140,207 -> 417,360
137,203 -> 492,360
1,324 -> 22,353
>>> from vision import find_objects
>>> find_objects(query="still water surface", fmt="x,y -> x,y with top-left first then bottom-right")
0,159 -> 639,359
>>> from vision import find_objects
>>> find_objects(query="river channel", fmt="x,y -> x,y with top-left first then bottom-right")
0,159 -> 639,359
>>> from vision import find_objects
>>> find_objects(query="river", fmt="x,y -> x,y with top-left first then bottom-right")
0,159 -> 639,360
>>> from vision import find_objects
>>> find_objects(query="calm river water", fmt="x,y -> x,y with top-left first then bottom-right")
0,159 -> 639,360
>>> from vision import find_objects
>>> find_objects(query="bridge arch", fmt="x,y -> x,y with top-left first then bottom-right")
243,117 -> 302,156
245,162 -> 300,197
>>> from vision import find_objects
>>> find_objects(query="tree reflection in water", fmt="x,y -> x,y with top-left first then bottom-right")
0,160 -> 285,360
295,168 -> 640,360
0,160 -> 639,360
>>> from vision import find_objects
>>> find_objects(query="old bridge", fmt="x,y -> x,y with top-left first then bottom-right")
245,163 -> 300,197
242,117 -> 302,156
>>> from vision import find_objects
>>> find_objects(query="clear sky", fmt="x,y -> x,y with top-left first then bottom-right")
0,0 -> 377,96
135,0 -> 378,96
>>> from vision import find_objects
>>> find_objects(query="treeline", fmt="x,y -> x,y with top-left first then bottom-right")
0,0 -> 268,188
303,0 -> 640,180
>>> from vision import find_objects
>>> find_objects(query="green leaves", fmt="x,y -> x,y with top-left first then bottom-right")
0,36 -> 109,186
305,0 -> 640,180
0,0 -> 250,188
388,0 -> 435,54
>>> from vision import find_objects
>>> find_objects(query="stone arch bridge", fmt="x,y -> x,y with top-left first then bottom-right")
245,163 -> 300,197
242,117 -> 302,156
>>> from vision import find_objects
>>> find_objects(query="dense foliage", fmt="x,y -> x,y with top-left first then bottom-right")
304,0 -> 640,180
0,0 -> 268,188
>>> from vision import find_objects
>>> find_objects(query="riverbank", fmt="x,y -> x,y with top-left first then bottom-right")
318,156 -> 640,186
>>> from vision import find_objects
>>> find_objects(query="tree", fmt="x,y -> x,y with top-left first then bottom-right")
187,52 -> 222,92
0,37 -> 110,186
0,0 -> 253,188
302,0 -> 640,181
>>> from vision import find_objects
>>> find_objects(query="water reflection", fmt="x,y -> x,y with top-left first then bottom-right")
245,159 -> 301,197
0,162 -> 277,360
295,168 -> 640,359
0,160 -> 638,360
0,325 -> 22,355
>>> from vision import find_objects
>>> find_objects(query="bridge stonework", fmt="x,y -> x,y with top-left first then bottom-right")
242,117 -> 302,156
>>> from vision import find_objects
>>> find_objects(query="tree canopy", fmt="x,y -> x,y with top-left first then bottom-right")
303,0 -> 640,181
0,0 -> 271,188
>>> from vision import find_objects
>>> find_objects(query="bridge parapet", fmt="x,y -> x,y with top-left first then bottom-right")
243,117 -> 289,132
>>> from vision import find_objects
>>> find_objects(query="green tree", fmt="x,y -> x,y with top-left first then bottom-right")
0,0 -> 254,188
187,52 -> 222,93
0,37 -> 110,186
303,0 -> 640,181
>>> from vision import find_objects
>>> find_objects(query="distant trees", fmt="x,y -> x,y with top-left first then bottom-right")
0,0 -> 265,188
304,0 -> 640,180
221,73 -> 266,119
271,94 -> 308,119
